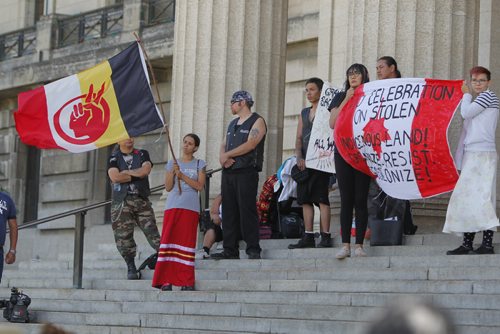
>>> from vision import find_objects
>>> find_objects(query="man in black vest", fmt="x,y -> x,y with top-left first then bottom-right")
108,138 -> 160,279
212,90 -> 267,260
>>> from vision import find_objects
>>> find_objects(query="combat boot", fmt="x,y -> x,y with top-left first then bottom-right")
125,257 -> 139,280
317,232 -> 333,248
288,233 -> 315,249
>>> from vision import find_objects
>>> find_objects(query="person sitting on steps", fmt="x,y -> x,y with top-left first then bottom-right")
197,194 -> 223,259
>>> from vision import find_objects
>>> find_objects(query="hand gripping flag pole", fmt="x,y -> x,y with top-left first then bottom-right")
133,32 -> 182,194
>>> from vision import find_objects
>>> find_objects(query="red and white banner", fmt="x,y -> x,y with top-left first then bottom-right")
334,78 -> 463,200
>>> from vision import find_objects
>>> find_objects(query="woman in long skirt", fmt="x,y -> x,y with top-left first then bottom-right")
152,133 -> 206,290
444,66 -> 500,255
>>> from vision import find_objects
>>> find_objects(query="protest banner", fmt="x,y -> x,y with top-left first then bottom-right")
305,82 -> 340,173
334,78 -> 463,199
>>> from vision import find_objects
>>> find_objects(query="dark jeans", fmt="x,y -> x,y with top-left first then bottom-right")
335,153 -> 371,244
0,248 -> 4,283
221,169 -> 261,255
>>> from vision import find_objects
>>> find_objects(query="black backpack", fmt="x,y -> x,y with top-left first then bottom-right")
279,212 -> 305,239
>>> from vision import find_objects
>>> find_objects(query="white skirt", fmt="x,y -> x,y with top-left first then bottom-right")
443,151 -> 499,234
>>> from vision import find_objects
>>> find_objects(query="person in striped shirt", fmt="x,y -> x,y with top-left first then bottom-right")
444,66 -> 500,255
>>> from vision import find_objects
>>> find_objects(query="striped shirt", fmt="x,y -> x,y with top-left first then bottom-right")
461,89 -> 500,152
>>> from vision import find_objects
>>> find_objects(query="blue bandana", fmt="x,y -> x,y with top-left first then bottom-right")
231,90 -> 254,107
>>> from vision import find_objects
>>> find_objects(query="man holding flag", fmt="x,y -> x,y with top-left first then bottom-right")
14,41 -> 165,278
108,138 -> 160,279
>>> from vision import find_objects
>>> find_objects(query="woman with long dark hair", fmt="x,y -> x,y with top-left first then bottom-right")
329,64 -> 371,258
152,133 -> 206,290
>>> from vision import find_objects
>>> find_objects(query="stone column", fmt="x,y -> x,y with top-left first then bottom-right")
170,0 -> 288,193
318,0 -> 478,85
478,0 -> 500,92
122,0 -> 144,37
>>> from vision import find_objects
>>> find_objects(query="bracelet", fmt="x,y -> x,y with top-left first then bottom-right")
8,249 -> 16,255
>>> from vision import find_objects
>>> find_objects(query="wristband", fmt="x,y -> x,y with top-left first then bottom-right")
8,249 -> 16,255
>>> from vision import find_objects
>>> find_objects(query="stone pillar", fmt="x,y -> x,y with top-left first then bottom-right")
122,0 -> 144,36
318,0 -> 477,86
478,0 -> 500,92
170,0 -> 288,193
35,14 -> 59,61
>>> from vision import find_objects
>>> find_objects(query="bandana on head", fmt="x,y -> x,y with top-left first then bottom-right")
231,90 -> 254,107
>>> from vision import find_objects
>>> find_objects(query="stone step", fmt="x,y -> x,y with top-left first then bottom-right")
1,323 -> 256,334
0,281 -> 481,304
2,318 -> 497,334
46,243 -> 500,268
21,306 -> 500,333
15,290 -> 500,313
13,253 -> 500,274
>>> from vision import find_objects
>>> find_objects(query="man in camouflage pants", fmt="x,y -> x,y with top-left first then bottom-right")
108,138 -> 160,279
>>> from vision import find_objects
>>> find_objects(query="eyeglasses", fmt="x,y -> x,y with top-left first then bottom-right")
230,100 -> 241,105
471,79 -> 488,84
348,70 -> 362,77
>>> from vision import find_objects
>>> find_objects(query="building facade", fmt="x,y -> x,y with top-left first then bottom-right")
0,0 -> 499,227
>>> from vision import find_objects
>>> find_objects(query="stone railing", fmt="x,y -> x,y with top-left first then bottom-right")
0,27 -> 37,61
57,4 -> 124,48
0,0 -> 176,63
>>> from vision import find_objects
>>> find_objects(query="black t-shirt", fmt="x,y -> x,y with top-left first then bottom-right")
107,149 -> 152,171
328,91 -> 347,110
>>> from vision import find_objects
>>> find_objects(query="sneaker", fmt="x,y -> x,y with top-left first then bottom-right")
317,233 -> 333,248
446,245 -> 473,255
353,246 -> 367,257
288,234 -> 315,249
181,286 -> 195,291
161,284 -> 172,291
473,245 -> 494,255
247,252 -> 261,260
335,246 -> 351,259
195,249 -> 210,260
210,251 -> 240,260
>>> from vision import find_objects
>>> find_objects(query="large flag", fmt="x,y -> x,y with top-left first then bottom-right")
334,78 -> 463,200
15,42 -> 164,153
305,82 -> 340,173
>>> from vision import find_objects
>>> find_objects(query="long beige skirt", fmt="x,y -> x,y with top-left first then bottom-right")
443,151 -> 499,234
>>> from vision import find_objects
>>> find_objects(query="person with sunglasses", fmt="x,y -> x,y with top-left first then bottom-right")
211,90 -> 267,260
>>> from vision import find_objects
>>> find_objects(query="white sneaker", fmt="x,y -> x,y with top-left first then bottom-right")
353,247 -> 367,257
335,246 -> 351,259
195,249 -> 210,260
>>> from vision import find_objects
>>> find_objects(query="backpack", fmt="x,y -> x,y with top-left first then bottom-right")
279,212 -> 305,239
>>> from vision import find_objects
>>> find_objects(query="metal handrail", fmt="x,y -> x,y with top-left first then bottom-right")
11,167 -> 222,289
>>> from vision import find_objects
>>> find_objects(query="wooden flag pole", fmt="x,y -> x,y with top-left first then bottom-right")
133,32 -> 182,193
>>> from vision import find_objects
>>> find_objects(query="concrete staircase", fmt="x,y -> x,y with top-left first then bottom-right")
1,229 -> 500,334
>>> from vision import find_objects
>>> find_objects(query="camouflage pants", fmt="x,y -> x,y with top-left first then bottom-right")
111,195 -> 160,259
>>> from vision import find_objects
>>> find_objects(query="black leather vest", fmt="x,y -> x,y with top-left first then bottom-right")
225,113 -> 266,172
111,149 -> 151,201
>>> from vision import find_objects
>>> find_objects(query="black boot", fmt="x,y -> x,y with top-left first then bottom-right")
317,232 -> 333,248
288,233 -> 315,249
125,257 -> 139,280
